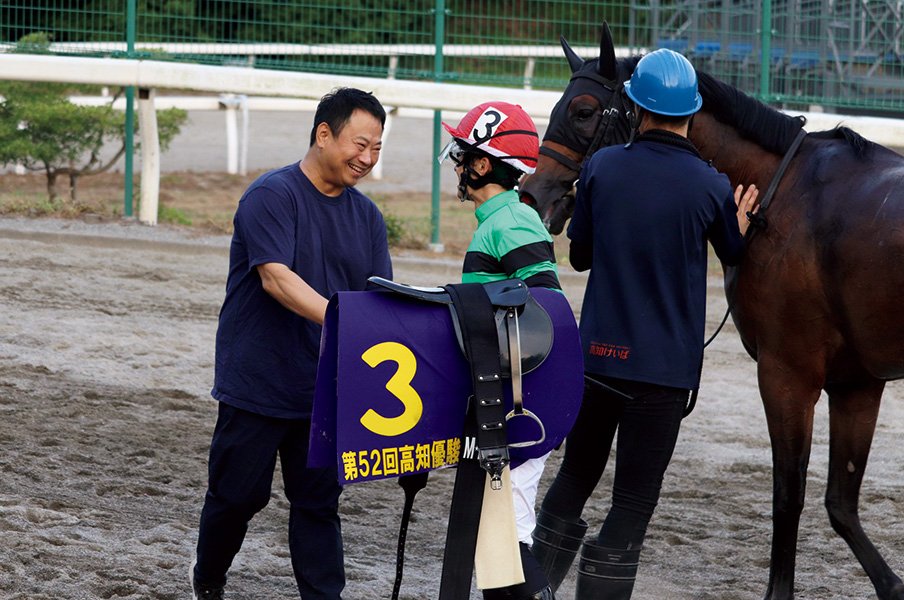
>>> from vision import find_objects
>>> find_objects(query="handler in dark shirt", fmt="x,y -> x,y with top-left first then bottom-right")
532,49 -> 758,599
191,88 -> 392,600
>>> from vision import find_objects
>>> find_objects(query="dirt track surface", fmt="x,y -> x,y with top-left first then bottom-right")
0,216 -> 902,600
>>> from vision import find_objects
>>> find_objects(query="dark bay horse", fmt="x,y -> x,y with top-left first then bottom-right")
519,23 -> 904,600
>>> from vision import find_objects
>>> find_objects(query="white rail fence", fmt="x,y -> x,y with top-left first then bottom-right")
1,53 -> 903,225
1,42 -> 644,91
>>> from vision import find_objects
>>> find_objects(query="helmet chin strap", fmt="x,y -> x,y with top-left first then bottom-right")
457,163 -> 496,202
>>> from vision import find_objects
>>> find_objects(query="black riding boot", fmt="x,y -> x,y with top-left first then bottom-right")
530,510 -> 588,591
482,542 -> 555,600
482,584 -> 554,600
574,541 -> 641,600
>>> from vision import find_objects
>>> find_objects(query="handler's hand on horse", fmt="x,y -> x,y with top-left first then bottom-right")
735,184 -> 759,237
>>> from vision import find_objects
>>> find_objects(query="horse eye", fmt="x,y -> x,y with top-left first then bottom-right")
575,108 -> 595,120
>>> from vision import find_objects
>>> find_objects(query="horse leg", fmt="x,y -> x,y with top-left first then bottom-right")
758,356 -> 821,600
825,379 -> 904,600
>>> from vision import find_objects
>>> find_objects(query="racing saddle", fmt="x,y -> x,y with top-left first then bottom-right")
369,276 -> 554,458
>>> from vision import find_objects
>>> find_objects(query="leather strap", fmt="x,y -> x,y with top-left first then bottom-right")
758,127 -> 807,214
438,437 -> 484,600
439,283 -> 511,600
391,472 -> 429,600
444,283 -> 510,486
746,127 -> 807,240
701,127 -> 808,372
539,145 -> 582,173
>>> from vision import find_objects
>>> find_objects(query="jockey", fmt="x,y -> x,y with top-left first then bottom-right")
439,101 -> 560,600
531,49 -> 758,599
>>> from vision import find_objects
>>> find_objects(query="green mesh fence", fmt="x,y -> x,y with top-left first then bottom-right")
2,0 -> 903,115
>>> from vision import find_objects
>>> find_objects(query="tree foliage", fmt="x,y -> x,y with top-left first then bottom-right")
0,33 -> 188,203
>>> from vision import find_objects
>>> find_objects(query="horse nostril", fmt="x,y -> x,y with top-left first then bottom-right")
519,192 -> 537,208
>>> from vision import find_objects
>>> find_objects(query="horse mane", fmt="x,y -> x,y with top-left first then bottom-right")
693,70 -> 876,157
808,127 -> 874,158
695,71 -> 804,155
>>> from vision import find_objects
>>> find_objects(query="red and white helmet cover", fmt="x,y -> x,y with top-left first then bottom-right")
442,101 -> 539,174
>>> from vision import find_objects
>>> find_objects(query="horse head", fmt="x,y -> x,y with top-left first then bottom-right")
519,22 -> 637,234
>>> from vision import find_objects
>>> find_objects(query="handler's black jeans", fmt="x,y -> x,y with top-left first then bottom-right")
540,375 -> 687,549
194,403 -> 344,599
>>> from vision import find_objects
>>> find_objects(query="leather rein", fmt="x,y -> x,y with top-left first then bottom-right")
702,126 -> 808,346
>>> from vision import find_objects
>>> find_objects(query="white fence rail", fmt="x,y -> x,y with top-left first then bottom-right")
1,53 -> 903,225
0,42 -> 643,91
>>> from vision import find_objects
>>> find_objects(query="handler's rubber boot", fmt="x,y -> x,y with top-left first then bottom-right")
530,510 -> 588,591
574,540 -> 641,600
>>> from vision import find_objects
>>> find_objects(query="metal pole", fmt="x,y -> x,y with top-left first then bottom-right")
429,0 -> 446,252
123,0 -> 137,218
759,0 -> 772,101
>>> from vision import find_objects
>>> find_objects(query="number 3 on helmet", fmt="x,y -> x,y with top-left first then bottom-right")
439,101 -> 540,174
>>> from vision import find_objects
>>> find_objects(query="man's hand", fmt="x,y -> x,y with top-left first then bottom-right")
735,184 -> 759,237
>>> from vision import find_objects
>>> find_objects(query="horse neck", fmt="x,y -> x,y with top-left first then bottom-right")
689,112 -> 783,190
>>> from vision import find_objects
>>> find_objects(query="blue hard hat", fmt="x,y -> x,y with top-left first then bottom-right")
624,49 -> 703,117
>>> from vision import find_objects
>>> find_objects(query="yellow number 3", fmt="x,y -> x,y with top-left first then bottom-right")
359,341 -> 423,436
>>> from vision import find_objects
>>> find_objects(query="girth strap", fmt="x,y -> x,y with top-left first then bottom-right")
439,283 -> 511,600
445,283 -> 511,485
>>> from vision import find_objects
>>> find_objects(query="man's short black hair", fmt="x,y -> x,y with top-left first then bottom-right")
639,107 -> 692,129
309,88 -> 386,147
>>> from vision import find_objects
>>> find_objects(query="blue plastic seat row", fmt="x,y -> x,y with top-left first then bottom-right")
654,39 -> 723,57
656,38 -> 688,52
652,39 -> 896,72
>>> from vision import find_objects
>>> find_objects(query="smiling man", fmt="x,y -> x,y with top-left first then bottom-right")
191,88 -> 391,600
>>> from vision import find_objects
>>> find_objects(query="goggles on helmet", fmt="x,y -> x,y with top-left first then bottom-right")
437,140 -> 467,166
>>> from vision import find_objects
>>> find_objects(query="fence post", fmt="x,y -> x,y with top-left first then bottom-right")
123,0 -> 137,218
138,88 -> 159,225
429,0 -> 446,253
759,0 -> 772,102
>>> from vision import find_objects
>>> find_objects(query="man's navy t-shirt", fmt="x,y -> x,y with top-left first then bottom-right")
568,135 -> 744,389
212,163 -> 392,418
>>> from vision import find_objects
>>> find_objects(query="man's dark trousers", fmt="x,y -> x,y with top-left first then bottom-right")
194,402 -> 344,599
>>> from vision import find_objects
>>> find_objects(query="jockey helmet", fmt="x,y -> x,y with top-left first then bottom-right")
439,101 -> 539,174
624,49 -> 703,117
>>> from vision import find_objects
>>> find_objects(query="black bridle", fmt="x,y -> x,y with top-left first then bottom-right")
539,69 -> 634,175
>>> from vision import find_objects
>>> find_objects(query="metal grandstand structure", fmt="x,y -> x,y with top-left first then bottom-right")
634,0 -> 904,111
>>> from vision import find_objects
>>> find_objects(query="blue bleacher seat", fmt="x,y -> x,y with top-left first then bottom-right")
789,50 -> 820,69
728,42 -> 753,61
836,51 -> 879,65
657,38 -> 689,53
694,41 -> 721,58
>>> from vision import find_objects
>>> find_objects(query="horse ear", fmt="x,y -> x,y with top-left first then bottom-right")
560,36 -> 584,73
597,21 -> 617,81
